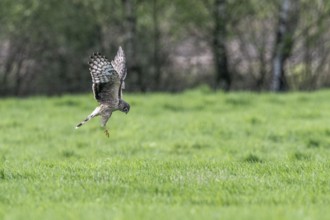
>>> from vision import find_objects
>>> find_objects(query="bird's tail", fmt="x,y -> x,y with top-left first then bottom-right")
75,116 -> 93,128
75,107 -> 100,129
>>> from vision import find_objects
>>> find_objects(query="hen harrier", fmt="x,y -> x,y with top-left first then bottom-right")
75,47 -> 130,137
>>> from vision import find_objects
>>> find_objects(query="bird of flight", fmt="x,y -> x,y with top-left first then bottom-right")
75,47 -> 130,137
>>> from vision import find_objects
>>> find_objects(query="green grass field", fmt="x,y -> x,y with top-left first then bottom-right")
1,88 -> 330,220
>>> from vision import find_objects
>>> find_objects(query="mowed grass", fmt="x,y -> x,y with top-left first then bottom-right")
1,88 -> 330,219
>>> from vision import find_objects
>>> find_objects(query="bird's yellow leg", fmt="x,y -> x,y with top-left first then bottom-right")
104,128 -> 110,138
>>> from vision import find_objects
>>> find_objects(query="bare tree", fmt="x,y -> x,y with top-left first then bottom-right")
122,0 -> 145,91
213,0 -> 231,91
271,0 -> 300,91
152,0 -> 161,90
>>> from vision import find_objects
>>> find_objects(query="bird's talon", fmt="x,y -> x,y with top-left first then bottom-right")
104,129 -> 110,138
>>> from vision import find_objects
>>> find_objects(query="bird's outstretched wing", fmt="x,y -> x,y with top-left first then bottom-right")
89,52 -> 121,104
111,46 -> 127,99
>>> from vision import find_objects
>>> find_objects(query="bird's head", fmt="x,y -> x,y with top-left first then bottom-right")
119,100 -> 130,114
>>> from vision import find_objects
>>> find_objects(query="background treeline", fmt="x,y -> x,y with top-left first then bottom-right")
0,0 -> 329,96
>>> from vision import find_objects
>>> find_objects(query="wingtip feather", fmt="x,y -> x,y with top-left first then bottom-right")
118,46 -> 124,54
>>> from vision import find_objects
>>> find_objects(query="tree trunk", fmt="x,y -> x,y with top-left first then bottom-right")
271,0 -> 300,91
122,0 -> 145,92
1,52 -> 14,96
152,0 -> 161,90
213,0 -> 231,91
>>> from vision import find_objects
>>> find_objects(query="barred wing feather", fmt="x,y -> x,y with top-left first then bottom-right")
89,52 -> 120,104
111,47 -> 127,99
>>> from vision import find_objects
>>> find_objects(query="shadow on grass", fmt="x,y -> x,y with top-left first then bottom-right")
243,154 -> 263,163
